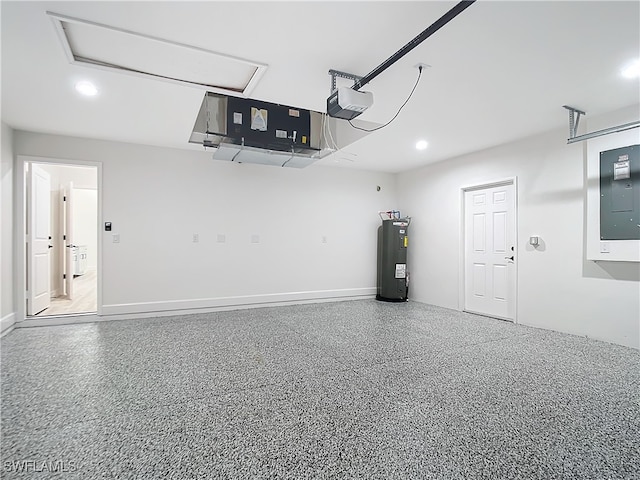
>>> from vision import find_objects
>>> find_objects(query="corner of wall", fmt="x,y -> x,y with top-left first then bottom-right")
1,122 -> 16,323
395,108 -> 640,349
0,313 -> 16,337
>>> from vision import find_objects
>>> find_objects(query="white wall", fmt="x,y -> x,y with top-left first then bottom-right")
1,122 -> 15,332
14,131 -> 397,315
398,105 -> 640,349
73,188 -> 98,269
10,106 -> 639,349
39,163 -> 97,190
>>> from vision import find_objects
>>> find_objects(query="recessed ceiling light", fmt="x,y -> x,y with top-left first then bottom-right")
416,140 -> 428,150
621,59 -> 640,79
75,81 -> 98,96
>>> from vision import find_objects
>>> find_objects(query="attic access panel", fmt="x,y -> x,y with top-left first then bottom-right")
47,12 -> 267,96
600,144 -> 640,240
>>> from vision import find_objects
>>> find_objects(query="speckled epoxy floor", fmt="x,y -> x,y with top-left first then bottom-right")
1,300 -> 639,479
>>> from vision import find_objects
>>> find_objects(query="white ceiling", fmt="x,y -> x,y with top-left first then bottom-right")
2,1 -> 639,173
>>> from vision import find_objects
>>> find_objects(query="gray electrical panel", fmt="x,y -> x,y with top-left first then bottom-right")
376,218 -> 410,302
600,144 -> 640,240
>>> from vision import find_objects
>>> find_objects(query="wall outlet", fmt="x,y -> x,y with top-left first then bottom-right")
192,233 -> 199,243
217,234 -> 226,243
322,236 -> 328,244
251,234 -> 260,244
112,234 -> 120,243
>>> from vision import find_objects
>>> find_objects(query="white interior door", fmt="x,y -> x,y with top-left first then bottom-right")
464,183 -> 516,320
64,182 -> 75,300
27,164 -> 52,315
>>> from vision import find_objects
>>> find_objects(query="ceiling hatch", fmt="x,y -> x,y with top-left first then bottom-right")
47,12 -> 267,96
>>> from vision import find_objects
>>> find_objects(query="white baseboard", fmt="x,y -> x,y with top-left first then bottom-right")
101,288 -> 376,318
17,313 -> 99,328
10,289 -> 376,329
1,312 -> 16,337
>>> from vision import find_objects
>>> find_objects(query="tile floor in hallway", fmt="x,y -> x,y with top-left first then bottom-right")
1,300 -> 639,479
35,268 -> 97,317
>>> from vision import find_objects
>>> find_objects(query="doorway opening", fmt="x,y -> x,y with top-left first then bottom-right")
25,162 -> 99,317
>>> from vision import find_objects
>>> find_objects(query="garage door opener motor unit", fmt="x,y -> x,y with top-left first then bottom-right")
376,211 -> 411,302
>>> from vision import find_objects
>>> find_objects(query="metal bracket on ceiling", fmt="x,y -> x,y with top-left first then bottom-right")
328,69 -> 363,94
563,105 -> 586,141
563,104 -> 640,144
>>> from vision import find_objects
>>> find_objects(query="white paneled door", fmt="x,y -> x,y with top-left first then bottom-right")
464,183 -> 516,320
27,164 -> 52,315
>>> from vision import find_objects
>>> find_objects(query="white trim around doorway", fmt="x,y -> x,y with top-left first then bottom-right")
15,155 -> 103,324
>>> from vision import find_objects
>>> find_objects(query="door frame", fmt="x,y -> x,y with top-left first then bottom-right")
63,181 -> 75,300
459,177 -> 518,323
16,155 -> 103,324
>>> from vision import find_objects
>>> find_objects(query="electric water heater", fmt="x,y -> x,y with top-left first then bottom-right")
376,216 -> 410,302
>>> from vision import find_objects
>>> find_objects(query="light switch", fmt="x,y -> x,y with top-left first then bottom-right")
112,234 -> 120,243
529,236 -> 539,246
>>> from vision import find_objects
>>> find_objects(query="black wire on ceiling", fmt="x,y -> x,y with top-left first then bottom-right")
347,65 -> 423,133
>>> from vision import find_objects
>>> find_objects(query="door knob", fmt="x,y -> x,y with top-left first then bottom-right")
66,244 -> 78,248
48,245 -> 53,249
505,256 -> 514,261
